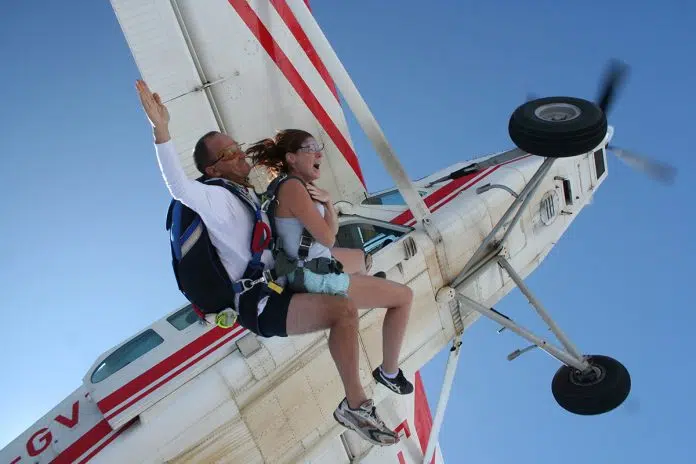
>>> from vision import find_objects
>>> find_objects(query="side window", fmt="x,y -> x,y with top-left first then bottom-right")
167,305 -> 200,331
90,329 -> 164,383
336,222 -> 406,255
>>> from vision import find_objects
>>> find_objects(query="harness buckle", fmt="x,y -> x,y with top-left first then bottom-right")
238,277 -> 264,292
236,270 -> 284,295
260,197 -> 272,212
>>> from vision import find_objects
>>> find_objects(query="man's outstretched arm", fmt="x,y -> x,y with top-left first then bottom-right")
136,79 -> 221,215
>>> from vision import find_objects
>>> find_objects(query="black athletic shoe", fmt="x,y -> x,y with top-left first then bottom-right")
373,271 -> 387,279
372,367 -> 414,395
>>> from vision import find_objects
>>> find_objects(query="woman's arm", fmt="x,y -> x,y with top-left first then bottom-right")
307,183 -> 338,235
281,179 -> 336,248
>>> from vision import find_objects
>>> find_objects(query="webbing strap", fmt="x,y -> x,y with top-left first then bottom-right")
202,177 -> 276,293
250,206 -> 271,270
297,230 -> 313,261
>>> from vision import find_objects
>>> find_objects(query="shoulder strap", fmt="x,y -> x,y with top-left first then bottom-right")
203,177 -> 259,214
206,177 -> 273,271
262,174 -> 314,261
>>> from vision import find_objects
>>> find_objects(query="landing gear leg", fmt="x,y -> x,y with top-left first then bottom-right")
455,256 -> 631,416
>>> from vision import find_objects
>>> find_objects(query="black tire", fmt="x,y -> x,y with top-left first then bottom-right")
552,355 -> 631,415
508,97 -> 608,157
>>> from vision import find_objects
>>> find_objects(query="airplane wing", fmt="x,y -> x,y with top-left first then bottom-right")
111,0 -> 367,203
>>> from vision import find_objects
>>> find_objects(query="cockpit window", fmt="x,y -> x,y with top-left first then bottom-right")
336,221 -> 408,255
167,305 -> 200,331
362,189 -> 427,206
90,329 -> 164,383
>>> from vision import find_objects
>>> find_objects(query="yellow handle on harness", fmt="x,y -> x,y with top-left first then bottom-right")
267,281 -> 284,294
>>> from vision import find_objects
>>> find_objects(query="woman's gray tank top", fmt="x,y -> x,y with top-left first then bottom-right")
274,202 -> 333,261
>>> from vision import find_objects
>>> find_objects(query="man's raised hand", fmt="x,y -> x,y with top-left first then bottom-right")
136,79 -> 170,142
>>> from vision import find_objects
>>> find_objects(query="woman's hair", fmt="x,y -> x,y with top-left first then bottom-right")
246,129 -> 314,175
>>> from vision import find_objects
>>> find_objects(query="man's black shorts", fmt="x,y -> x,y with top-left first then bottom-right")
237,284 -> 294,337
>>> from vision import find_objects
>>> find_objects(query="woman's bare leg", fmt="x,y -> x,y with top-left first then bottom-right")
345,275 -> 413,373
331,247 -> 369,274
285,292 -> 367,409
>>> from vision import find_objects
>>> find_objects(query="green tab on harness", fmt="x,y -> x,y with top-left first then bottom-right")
215,308 -> 238,329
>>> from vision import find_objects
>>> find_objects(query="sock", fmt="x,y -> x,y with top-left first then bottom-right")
345,398 -> 365,410
380,365 -> 399,379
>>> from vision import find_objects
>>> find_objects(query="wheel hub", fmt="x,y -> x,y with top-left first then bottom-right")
534,103 -> 582,122
570,364 -> 606,386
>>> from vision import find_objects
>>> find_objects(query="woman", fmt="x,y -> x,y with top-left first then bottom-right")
247,129 -> 414,395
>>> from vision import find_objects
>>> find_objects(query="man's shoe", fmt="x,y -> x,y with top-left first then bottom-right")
333,398 -> 400,446
372,367 -> 414,395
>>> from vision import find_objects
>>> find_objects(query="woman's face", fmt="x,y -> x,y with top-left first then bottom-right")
289,137 -> 323,182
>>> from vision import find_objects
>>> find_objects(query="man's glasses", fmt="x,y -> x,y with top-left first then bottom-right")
207,143 -> 247,168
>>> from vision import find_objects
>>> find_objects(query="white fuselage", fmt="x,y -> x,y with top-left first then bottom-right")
1,145 -> 608,464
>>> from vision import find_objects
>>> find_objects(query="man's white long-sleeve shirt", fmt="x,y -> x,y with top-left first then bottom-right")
155,140 -> 274,282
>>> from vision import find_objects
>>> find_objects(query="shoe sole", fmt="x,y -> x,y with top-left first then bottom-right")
332,410 -> 399,446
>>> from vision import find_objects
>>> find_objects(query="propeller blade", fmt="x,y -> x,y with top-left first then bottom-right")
596,60 -> 630,115
608,145 -> 677,185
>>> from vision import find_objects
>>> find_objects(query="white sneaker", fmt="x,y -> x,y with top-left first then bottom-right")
332,398 -> 399,446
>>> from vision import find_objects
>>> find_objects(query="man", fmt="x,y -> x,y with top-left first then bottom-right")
136,80 -> 405,446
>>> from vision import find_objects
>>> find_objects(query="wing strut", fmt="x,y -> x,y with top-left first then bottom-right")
285,0 -> 430,224
423,335 -> 462,464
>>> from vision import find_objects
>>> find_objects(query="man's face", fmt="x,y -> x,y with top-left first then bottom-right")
204,133 -> 251,181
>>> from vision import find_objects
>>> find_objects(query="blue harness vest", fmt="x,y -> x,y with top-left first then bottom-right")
166,176 -> 280,334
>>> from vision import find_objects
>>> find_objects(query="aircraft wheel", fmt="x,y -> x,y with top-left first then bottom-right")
552,355 -> 631,415
508,96 -> 607,157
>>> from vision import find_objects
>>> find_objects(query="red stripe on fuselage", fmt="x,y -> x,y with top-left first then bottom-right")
97,325 -> 238,414
394,155 -> 534,226
103,326 -> 246,420
390,166 -> 498,226
49,420 -> 113,464
74,419 -> 135,464
227,0 -> 367,188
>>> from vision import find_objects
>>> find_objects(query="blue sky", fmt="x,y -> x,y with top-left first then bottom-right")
0,0 -> 694,462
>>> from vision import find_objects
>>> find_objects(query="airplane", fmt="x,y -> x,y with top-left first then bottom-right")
0,1 -> 677,463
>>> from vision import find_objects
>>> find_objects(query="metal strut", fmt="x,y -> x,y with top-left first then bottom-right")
422,335 -> 462,464
421,154 -> 592,462
455,292 -> 588,371
456,156 -> 556,280
497,257 -> 586,364
449,154 -> 588,371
